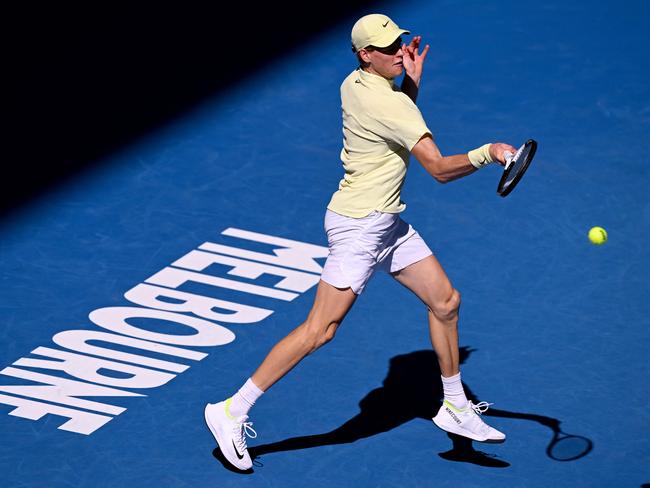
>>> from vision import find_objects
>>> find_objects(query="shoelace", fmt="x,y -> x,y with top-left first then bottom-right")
233,420 -> 258,451
470,401 -> 493,415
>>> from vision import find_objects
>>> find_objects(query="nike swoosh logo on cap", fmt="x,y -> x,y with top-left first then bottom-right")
382,21 -> 389,27
232,440 -> 244,460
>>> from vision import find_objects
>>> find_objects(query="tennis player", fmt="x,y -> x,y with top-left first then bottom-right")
205,13 -> 517,471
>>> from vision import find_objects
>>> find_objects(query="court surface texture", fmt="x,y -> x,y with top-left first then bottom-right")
2,0 -> 649,487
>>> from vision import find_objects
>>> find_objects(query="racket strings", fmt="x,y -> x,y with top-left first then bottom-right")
505,144 -> 532,185
512,143 -> 525,162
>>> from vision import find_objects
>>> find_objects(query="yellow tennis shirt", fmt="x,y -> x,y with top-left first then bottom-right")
327,68 -> 432,218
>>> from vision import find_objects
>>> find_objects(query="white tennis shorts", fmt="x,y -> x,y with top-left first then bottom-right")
320,209 -> 433,295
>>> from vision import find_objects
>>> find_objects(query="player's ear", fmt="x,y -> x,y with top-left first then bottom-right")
357,48 -> 372,64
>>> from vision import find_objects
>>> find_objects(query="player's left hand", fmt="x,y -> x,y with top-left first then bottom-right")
402,36 -> 429,86
490,143 -> 518,166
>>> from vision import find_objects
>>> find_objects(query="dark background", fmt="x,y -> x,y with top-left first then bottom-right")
3,2 -> 373,217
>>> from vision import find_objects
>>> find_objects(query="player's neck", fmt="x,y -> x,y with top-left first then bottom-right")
362,66 -> 394,81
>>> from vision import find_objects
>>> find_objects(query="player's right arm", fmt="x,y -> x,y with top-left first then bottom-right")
411,135 -> 515,184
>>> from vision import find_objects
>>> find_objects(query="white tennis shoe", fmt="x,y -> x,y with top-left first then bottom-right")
432,400 -> 506,443
204,399 -> 257,470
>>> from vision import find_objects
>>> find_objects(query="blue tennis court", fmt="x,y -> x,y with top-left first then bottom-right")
2,0 -> 649,486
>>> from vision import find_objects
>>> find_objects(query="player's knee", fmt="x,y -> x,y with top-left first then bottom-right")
430,288 -> 461,322
312,320 -> 340,351
302,318 -> 341,353
319,321 -> 339,347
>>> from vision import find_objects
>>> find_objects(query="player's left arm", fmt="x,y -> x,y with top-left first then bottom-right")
401,36 -> 429,103
411,135 -> 515,183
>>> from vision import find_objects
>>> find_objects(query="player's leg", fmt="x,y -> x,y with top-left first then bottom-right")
391,255 -> 505,443
205,280 -> 357,470
391,255 -> 460,377
251,280 -> 357,391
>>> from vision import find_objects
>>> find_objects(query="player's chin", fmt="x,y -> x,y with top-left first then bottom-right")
393,63 -> 404,76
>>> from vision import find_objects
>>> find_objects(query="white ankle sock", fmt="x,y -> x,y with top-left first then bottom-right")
227,378 -> 264,418
441,372 -> 469,410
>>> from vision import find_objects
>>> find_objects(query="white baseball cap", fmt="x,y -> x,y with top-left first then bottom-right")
351,14 -> 410,52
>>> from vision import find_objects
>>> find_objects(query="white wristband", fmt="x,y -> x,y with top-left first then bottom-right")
468,143 -> 494,169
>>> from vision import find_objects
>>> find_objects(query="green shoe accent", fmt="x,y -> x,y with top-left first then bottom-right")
224,398 -> 235,420
443,399 -> 466,412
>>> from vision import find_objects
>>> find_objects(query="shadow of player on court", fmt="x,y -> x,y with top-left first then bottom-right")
237,347 -> 592,469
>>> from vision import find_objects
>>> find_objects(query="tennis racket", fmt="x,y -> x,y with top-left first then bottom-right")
545,427 -> 593,461
497,139 -> 538,197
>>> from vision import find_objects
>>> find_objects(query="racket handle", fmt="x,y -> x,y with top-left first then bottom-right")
503,150 -> 514,169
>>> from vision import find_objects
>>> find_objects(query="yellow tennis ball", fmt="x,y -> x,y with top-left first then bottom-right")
588,226 -> 608,245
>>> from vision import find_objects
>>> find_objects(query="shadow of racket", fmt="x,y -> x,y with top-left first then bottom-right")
483,407 -> 593,462
546,424 -> 593,461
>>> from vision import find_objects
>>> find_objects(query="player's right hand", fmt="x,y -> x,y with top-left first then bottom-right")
490,143 -> 518,166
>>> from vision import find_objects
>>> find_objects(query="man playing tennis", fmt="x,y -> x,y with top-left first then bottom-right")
205,13 -> 517,471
